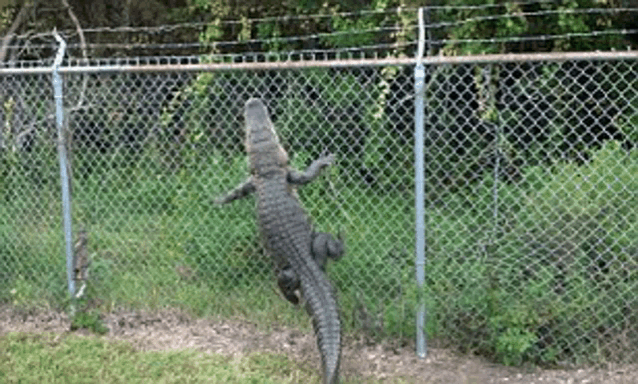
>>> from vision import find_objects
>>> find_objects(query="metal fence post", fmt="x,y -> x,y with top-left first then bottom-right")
490,64 -> 501,246
52,30 -> 75,298
415,7 -> 427,359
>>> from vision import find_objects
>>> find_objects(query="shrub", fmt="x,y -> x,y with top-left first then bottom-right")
424,141 -> 638,365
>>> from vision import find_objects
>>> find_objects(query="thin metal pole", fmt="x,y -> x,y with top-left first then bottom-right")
415,7 -> 427,359
52,30 -> 75,298
490,64 -> 501,246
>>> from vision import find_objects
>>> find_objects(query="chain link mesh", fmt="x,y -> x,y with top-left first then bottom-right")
1,62 -> 415,339
0,72 -> 64,305
424,59 -> 638,364
1,56 -> 637,365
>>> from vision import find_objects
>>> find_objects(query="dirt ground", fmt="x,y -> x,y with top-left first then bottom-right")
0,306 -> 636,384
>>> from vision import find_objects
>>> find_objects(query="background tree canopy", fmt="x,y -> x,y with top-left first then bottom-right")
0,0 -> 636,61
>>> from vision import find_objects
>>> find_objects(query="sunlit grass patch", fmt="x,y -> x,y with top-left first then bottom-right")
0,332 -> 321,384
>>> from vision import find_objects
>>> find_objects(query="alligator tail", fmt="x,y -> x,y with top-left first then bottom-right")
295,256 -> 341,384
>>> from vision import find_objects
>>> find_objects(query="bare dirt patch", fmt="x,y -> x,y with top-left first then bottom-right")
0,305 -> 636,384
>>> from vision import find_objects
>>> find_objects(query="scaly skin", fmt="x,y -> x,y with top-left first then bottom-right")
311,231 -> 345,271
216,98 -> 342,384
278,231 -> 344,305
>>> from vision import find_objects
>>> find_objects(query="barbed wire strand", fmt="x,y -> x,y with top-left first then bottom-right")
58,27 -> 638,51
427,7 -> 638,31
58,1 -> 559,36
6,8 -> 411,41
439,28 -> 638,46
1,5 -> 635,58
5,24 -> 634,56
64,6 -> 635,39
3,0 -> 570,40
417,0 -> 557,11
5,25 -> 416,50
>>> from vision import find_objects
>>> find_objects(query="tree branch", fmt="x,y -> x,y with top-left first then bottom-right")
59,0 -> 89,186
0,2 -> 31,63
60,0 -> 86,62
60,0 -> 87,107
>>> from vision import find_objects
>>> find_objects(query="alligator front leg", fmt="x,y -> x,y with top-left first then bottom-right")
214,176 -> 255,205
287,154 -> 335,185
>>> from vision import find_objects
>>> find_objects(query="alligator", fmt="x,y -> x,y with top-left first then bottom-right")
215,98 -> 342,384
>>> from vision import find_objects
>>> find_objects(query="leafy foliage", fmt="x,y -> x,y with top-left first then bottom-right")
429,0 -> 630,55
424,141 -> 638,365
1,0 -> 635,61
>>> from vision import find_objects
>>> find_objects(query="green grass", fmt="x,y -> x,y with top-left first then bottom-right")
0,332 -> 319,383
0,332 -> 393,384
0,151 -> 416,340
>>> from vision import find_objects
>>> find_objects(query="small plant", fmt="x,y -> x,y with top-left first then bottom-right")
70,310 -> 109,335
494,327 -> 538,366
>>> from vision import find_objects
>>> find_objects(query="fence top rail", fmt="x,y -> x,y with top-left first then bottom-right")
0,50 -> 636,75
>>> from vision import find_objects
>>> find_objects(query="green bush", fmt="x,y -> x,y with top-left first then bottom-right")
424,141 -> 638,365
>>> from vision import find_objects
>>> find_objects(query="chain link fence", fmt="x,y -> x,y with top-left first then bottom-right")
424,57 -> 638,365
0,61 -> 416,340
1,53 -> 637,365
0,71 -> 65,303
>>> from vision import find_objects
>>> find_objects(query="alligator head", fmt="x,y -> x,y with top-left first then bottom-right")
244,98 -> 289,175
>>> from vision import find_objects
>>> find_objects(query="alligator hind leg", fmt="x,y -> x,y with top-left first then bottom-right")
277,232 -> 343,305
311,231 -> 345,271
277,266 -> 301,305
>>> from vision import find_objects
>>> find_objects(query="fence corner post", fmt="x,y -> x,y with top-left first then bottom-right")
52,30 -> 75,300
414,7 -> 427,359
